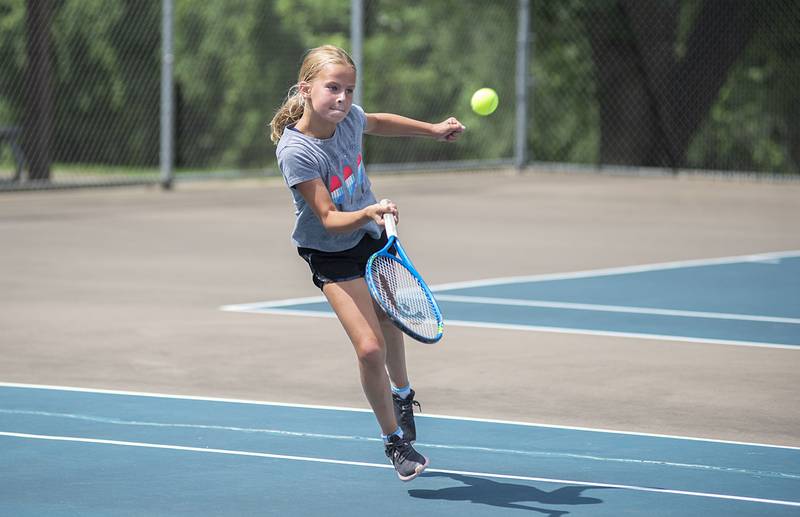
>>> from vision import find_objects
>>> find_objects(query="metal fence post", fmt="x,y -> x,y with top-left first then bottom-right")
351,0 -> 364,107
160,0 -> 174,189
515,0 -> 530,171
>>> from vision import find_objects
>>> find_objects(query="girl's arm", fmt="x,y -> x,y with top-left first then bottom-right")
365,113 -> 465,142
295,178 -> 397,234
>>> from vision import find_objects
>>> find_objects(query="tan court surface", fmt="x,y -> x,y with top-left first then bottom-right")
1,170 -> 799,446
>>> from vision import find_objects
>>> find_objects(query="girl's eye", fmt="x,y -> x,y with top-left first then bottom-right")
328,85 -> 339,92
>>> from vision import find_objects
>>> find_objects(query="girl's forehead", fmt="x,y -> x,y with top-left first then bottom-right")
316,63 -> 356,84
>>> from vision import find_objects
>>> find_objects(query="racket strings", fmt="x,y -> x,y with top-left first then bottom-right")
369,256 -> 439,339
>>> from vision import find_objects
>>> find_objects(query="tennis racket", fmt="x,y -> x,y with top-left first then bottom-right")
365,213 -> 444,344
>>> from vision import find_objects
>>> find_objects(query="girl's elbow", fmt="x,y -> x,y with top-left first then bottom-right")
324,223 -> 346,234
319,214 -> 345,233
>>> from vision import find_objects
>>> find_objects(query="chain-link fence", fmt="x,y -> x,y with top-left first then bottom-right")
1,0 -> 798,191
538,0 -> 800,175
1,0 -> 162,189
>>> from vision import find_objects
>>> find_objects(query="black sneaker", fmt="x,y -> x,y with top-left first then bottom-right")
392,390 -> 421,442
384,434 -> 429,482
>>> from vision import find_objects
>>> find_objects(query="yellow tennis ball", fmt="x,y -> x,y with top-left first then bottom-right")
471,87 -> 499,116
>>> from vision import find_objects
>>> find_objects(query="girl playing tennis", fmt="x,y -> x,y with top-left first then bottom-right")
269,45 -> 464,481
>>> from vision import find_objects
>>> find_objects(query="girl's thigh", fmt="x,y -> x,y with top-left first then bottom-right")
323,278 -> 385,349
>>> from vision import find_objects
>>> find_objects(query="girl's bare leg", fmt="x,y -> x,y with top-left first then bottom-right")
323,278 -> 397,435
377,307 -> 409,389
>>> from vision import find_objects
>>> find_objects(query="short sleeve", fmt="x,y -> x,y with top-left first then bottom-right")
350,104 -> 368,133
278,147 -> 321,188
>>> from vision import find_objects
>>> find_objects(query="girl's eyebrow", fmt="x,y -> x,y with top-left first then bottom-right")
323,79 -> 356,88
324,82 -> 356,90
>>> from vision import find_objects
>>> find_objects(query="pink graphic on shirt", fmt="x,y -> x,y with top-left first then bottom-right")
329,174 -> 344,204
356,153 -> 365,189
343,165 -> 355,196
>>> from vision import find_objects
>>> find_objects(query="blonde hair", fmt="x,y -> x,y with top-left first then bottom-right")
269,45 -> 356,144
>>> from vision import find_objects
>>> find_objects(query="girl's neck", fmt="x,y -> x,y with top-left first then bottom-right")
295,111 -> 336,140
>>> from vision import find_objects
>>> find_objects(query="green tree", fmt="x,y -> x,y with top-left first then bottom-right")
687,0 -> 800,173
2,0 -> 797,176
174,0 -> 305,169
363,0 -> 517,164
0,0 -> 26,127
583,0 -> 762,169
52,0 -> 161,165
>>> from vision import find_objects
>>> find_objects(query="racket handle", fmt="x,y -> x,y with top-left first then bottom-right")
383,212 -> 398,237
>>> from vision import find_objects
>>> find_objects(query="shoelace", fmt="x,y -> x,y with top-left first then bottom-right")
387,440 -> 412,463
399,398 -> 421,413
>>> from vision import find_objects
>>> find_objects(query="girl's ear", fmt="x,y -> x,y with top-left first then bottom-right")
298,81 -> 311,100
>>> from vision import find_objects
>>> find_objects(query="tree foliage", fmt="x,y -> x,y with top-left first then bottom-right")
0,0 -> 797,174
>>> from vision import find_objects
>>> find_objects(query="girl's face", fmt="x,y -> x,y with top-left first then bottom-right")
303,64 -> 356,126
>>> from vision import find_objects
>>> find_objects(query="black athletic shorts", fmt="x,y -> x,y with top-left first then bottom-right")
297,232 -> 388,290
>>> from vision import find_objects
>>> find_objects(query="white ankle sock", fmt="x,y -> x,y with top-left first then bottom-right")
391,384 -> 412,399
382,426 -> 403,443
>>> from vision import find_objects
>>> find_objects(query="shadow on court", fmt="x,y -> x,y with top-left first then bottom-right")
410,472 -> 609,515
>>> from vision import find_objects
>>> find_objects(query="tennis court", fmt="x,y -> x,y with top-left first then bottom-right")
2,170 -> 799,515
2,383 -> 799,516
224,250 -> 800,349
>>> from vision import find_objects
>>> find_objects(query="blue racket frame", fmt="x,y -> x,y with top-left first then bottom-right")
365,214 -> 444,344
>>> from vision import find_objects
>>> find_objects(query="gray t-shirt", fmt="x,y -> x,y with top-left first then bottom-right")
276,104 -> 381,252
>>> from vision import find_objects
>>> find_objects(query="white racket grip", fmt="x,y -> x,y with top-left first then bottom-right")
383,212 -> 398,237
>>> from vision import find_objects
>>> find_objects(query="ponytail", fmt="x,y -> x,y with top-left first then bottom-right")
269,86 -> 304,144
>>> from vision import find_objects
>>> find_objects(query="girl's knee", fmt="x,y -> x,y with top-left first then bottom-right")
355,338 -> 385,367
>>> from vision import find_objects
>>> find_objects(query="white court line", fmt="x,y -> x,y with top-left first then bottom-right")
221,307 -> 337,319
1,431 -> 798,508
3,408 -> 797,480
436,295 -> 800,325
429,249 -> 800,291
2,382 -> 799,450
221,250 -> 800,312
218,306 -> 800,350
443,320 -> 800,350
219,250 -> 800,350
221,295 -> 326,310
221,299 -> 800,327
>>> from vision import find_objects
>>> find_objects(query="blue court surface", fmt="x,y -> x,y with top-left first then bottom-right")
1,383 -> 799,516
223,251 -> 800,349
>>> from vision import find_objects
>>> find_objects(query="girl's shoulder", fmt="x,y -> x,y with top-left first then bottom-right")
347,104 -> 367,130
276,127 -> 321,157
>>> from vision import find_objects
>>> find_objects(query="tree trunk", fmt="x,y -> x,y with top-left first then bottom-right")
585,1 -> 673,167
586,0 -> 760,169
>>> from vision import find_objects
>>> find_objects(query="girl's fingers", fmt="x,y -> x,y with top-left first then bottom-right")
379,198 -> 398,214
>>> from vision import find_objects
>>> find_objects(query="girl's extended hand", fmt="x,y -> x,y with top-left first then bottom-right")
365,198 -> 399,226
432,117 -> 466,142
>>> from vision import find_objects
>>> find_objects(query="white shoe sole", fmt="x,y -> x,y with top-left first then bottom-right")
397,456 -> 429,482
